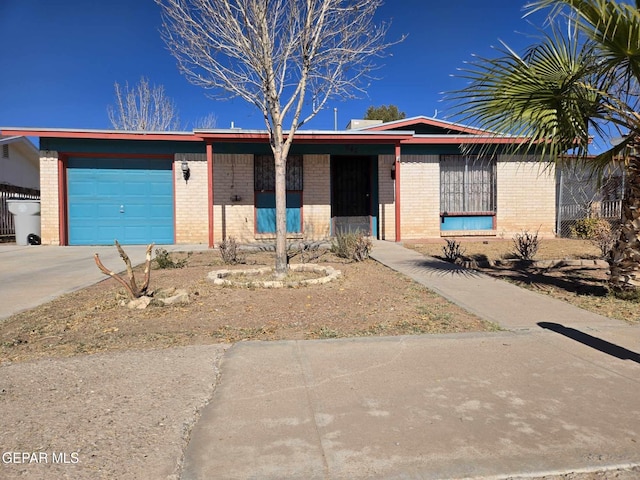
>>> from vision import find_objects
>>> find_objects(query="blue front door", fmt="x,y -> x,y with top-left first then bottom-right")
67,157 -> 174,245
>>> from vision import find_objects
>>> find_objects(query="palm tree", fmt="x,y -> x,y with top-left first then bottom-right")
447,0 -> 640,293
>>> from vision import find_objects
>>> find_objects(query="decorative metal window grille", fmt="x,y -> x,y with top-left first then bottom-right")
1,144 -> 8,159
440,155 -> 496,214
254,154 -> 303,191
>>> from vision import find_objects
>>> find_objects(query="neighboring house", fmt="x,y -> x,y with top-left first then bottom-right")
0,136 -> 40,237
0,117 -> 556,246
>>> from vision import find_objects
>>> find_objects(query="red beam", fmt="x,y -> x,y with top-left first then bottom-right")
394,143 -> 401,242
0,129 -> 202,142
207,142 -> 214,248
58,154 -> 68,246
400,136 -> 529,145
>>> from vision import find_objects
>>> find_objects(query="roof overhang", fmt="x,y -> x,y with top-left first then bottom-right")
194,129 -> 414,144
401,134 -> 528,145
0,127 -> 528,147
0,127 -> 203,142
360,115 -> 496,136
0,127 -> 414,145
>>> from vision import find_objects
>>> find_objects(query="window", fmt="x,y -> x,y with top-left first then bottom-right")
254,154 -> 303,191
254,155 -> 303,234
440,155 -> 496,214
2,144 -> 8,159
440,155 -> 496,231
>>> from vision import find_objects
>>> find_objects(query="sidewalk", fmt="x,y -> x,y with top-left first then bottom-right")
182,241 -> 640,479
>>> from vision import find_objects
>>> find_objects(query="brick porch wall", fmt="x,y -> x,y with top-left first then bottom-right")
496,156 -> 556,238
302,154 -> 331,239
378,155 -> 396,240
398,154 -> 441,239
39,151 -> 60,245
212,154 -> 255,244
174,153 -> 209,244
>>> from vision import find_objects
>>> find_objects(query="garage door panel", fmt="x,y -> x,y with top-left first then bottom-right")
150,226 -> 173,240
123,225 -> 146,241
97,180 -> 121,196
67,157 -> 174,245
69,203 -> 97,219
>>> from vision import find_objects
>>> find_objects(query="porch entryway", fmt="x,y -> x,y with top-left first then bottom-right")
331,156 -> 377,236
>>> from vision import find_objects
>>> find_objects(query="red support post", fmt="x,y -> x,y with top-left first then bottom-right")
207,142 -> 214,248
394,142 -> 401,242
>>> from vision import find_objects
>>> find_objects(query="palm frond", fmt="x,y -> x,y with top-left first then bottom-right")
447,24 -> 601,160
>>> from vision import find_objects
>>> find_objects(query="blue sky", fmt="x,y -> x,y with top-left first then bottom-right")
0,1 -> 550,132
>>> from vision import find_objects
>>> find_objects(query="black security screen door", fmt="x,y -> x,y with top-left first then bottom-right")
331,156 -> 372,233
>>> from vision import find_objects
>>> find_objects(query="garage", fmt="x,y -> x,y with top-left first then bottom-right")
67,156 -> 174,245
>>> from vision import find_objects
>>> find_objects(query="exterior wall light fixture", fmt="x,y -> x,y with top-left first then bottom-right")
181,160 -> 191,182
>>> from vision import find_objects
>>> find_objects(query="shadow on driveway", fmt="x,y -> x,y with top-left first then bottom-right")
538,321 -> 640,364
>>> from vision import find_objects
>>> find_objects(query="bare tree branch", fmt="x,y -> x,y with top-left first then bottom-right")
94,253 -> 137,299
115,240 -> 139,296
140,243 -> 154,294
155,0 -> 402,274
107,76 -> 182,131
192,112 -> 218,129
94,241 -> 154,299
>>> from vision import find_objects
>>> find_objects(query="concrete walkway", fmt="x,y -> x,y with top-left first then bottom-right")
182,241 -> 640,480
369,240 -> 624,332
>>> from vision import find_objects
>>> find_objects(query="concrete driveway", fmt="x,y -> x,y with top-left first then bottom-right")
0,244 -> 207,320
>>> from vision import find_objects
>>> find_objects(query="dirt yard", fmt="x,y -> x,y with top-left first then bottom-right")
406,237 -> 639,324
0,247 -> 492,365
2,238 -> 639,480
2,238 -> 638,365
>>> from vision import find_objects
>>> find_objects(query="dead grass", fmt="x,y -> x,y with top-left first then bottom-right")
3,238 -> 637,365
0,249 -> 492,364
407,238 -> 640,324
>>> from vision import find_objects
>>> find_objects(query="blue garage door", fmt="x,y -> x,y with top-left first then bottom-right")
67,157 -> 174,245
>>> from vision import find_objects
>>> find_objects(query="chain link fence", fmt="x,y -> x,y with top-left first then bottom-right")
556,165 -> 624,238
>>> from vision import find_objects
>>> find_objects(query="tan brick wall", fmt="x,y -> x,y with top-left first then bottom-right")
174,153 -> 209,244
211,154 -> 332,243
496,155 -> 556,238
212,154 -> 255,244
302,154 -> 331,239
39,151 -> 60,245
398,154 -> 441,239
378,155 -> 396,240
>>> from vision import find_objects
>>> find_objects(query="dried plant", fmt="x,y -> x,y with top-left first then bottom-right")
219,236 -> 245,265
331,231 -> 372,262
513,230 -> 540,261
94,241 -> 153,299
442,239 -> 466,263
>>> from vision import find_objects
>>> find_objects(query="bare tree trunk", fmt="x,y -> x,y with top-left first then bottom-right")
608,148 -> 640,292
274,149 -> 288,276
155,0 -> 396,277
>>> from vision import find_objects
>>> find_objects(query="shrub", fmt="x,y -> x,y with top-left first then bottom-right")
442,239 -> 465,263
513,230 -> 540,261
219,236 -> 245,265
590,220 -> 618,259
331,231 -> 372,262
288,240 -> 326,264
570,217 -> 606,239
155,248 -> 191,269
